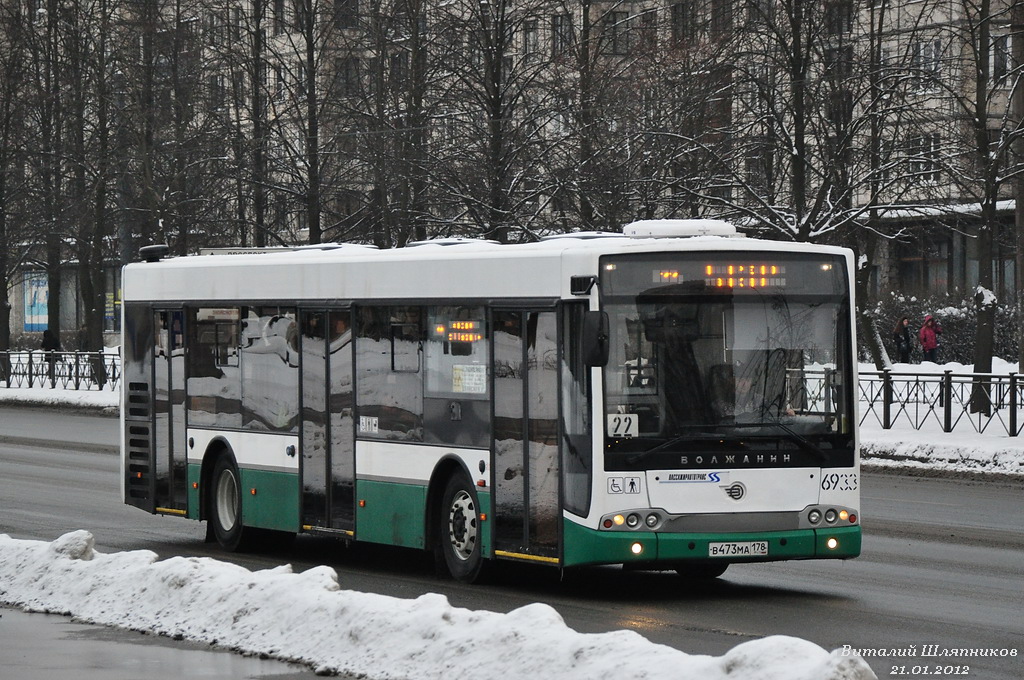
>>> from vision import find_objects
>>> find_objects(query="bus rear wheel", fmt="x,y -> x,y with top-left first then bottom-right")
435,474 -> 485,583
209,454 -> 253,552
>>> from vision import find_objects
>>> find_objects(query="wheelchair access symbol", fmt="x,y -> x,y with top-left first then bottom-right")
607,477 -> 642,494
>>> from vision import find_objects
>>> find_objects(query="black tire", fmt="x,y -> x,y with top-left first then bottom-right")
435,474 -> 486,583
209,454 -> 253,552
675,562 -> 729,579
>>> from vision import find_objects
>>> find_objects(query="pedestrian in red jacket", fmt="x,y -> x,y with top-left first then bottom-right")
919,315 -> 942,363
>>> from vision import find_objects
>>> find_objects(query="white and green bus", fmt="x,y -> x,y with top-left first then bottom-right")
121,220 -> 861,582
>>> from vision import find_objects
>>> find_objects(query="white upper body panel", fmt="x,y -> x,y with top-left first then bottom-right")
123,232 -> 854,304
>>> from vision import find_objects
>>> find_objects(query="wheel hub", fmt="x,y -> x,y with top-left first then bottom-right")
216,469 -> 239,532
448,490 -> 477,561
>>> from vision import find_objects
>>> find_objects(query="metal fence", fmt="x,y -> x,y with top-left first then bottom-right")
859,370 -> 1024,437
0,351 -> 121,391
1,353 -> 1021,436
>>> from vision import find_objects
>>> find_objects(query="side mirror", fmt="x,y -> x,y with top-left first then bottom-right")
582,311 -> 609,367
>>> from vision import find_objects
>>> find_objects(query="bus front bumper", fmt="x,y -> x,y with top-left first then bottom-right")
561,520 -> 861,568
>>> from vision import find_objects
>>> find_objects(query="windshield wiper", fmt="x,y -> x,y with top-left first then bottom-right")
626,432 -> 749,465
624,421 -> 829,465
715,421 -> 829,462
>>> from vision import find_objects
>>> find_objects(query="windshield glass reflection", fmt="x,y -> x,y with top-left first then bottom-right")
601,253 -> 854,469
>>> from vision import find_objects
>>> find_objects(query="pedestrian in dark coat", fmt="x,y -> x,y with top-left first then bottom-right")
892,317 -> 912,363
41,330 -> 61,386
919,315 -> 942,363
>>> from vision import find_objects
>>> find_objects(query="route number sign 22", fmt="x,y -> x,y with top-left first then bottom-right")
607,414 -> 639,438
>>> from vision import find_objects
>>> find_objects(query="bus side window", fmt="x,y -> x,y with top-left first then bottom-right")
187,307 -> 242,429
422,306 -> 489,447
355,306 -> 424,441
561,303 -> 592,518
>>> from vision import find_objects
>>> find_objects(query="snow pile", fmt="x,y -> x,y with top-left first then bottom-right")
859,422 -> 1024,476
0,531 -> 876,680
857,360 -> 1024,477
0,386 -> 117,411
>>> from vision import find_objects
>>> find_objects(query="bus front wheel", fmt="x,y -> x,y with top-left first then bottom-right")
435,474 -> 485,583
209,454 -> 253,552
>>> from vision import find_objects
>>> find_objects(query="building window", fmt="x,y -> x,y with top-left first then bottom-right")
825,45 -> 853,81
274,62 -> 286,100
524,19 -> 539,58
390,51 -> 409,84
911,38 -> 942,88
292,0 -> 309,31
296,60 -> 307,97
637,8 -> 657,51
907,132 -> 941,182
231,7 -> 243,43
711,0 -> 733,37
206,9 -> 228,47
334,56 -> 359,97
746,0 -> 771,25
552,14 -> 572,56
602,11 -> 630,55
273,0 -> 286,35
993,34 -> 1011,84
825,0 -> 853,36
207,74 -> 226,111
334,0 -> 358,29
671,1 -> 698,44
744,142 -> 771,191
828,88 -> 854,129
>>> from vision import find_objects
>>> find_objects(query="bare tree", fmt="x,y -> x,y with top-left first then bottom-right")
424,0 -> 560,243
0,0 -> 33,350
928,0 -> 1024,408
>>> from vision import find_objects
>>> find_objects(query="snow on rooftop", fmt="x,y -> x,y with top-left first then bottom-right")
0,531 -> 876,680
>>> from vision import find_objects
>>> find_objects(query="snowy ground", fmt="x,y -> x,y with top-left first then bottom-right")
2,362 -> 1018,680
858,359 -> 1024,478
0,531 -> 874,680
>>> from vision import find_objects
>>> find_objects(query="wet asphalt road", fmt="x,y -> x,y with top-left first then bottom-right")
1,405 -> 1022,679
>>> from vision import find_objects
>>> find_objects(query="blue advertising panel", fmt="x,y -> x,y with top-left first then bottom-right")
24,272 -> 48,332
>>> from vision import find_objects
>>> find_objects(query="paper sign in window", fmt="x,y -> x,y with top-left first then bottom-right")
452,364 -> 487,394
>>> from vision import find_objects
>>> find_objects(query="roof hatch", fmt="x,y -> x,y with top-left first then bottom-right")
623,219 -> 741,239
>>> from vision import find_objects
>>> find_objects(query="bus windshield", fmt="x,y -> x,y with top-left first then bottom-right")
600,251 -> 854,471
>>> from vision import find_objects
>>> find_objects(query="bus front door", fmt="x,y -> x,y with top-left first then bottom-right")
299,309 -> 355,533
492,310 -> 560,563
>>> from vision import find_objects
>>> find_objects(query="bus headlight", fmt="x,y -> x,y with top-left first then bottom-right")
808,509 -> 822,524
824,509 -> 838,524
631,542 -> 644,555
626,513 -> 641,528
645,513 -> 660,528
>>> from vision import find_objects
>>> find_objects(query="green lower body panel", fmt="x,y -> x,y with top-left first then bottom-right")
239,468 -> 300,532
187,464 -> 201,520
186,463 -> 299,531
562,520 -> 861,568
353,479 -> 493,556
356,479 -> 428,549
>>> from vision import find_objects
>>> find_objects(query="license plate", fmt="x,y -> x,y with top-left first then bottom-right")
708,541 -> 769,557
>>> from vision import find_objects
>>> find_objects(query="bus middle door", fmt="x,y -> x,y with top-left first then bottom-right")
491,310 -> 560,564
298,309 -> 355,534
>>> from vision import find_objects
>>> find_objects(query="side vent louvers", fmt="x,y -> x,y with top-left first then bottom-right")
127,382 -> 151,417
125,383 -> 152,501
